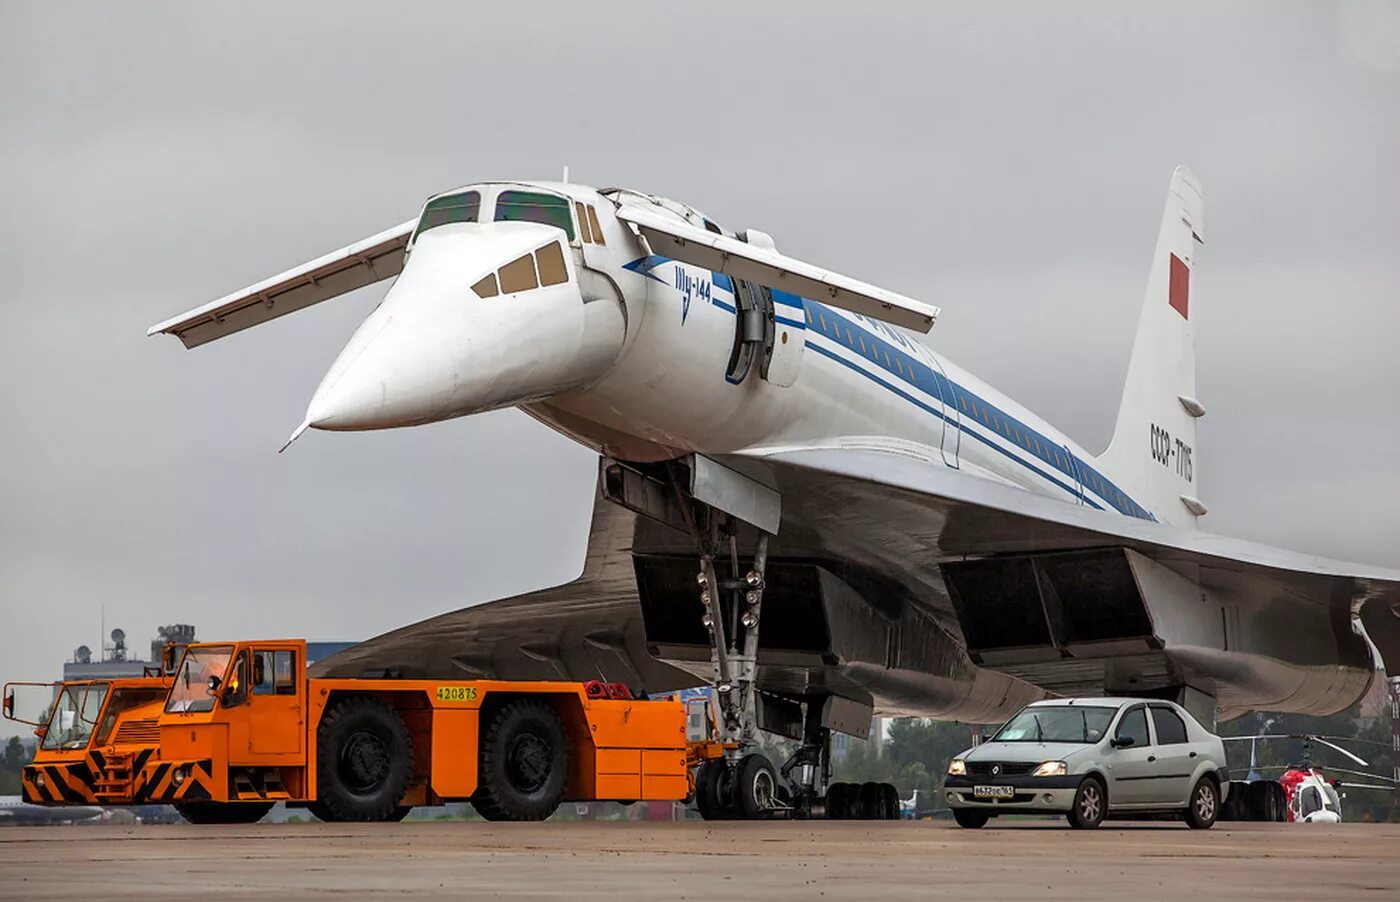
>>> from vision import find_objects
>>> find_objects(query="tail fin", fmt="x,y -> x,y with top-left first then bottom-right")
1098,167 -> 1206,528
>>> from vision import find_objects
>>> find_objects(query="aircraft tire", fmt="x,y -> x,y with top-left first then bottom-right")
1184,777 -> 1219,829
1219,781 -> 1249,821
176,801 -> 274,825
952,808 -> 989,829
472,698 -> 569,822
825,782 -> 851,819
880,783 -> 900,819
1067,776 -> 1106,829
1246,780 -> 1275,822
856,781 -> 883,820
1269,781 -> 1288,821
316,695 -> 414,822
735,753 -> 780,819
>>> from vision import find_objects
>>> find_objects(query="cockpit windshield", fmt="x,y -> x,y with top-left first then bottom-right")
992,705 -> 1116,743
165,645 -> 234,714
495,190 -> 575,240
41,683 -> 108,750
413,190 -> 482,243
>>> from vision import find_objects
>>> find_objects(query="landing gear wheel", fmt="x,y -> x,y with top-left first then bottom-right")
316,695 -> 413,822
696,760 -> 734,821
825,782 -> 851,820
1067,776 -> 1106,829
1246,780 -> 1281,822
953,808 -> 989,829
175,801 -> 274,824
735,754 -> 780,818
1185,778 -> 1218,829
473,698 -> 569,822
880,783 -> 900,820
857,781 -> 883,820
1220,781 -> 1249,821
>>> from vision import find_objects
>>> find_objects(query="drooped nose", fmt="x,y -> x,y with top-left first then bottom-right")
303,223 -> 625,432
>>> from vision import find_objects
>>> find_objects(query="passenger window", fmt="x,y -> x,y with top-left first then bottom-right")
252,651 -> 276,695
498,254 -> 538,294
1150,707 -> 1188,744
1115,706 -> 1150,747
472,273 -> 499,298
536,242 -> 568,287
495,190 -> 575,240
576,202 -> 593,243
273,651 -> 296,695
587,206 -> 605,245
222,653 -> 249,708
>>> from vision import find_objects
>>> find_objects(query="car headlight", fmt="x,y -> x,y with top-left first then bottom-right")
1031,761 -> 1067,777
947,759 -> 967,776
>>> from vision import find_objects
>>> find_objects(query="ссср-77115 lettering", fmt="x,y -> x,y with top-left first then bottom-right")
149,169 -> 1400,820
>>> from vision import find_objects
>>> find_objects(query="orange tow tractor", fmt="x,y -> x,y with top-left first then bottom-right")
4,673 -> 173,807
138,639 -> 703,823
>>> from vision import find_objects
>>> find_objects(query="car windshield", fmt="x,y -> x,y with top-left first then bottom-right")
991,705 -> 1116,743
165,646 -> 234,713
41,683 -> 108,750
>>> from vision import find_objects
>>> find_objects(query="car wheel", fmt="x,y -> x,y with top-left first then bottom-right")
953,808 -> 989,829
1185,778 -> 1218,829
1067,776 -> 1106,829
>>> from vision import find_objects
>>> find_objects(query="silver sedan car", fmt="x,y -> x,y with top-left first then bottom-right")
945,698 -> 1229,829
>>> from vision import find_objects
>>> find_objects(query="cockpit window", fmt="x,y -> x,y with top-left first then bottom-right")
495,190 -> 575,240
414,190 -> 481,242
472,273 -> 499,298
536,242 -> 567,286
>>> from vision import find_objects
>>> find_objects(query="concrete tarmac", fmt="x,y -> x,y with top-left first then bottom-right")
2,820 -> 1397,900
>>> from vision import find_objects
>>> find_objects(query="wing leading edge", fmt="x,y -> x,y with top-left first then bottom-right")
149,219 -> 415,348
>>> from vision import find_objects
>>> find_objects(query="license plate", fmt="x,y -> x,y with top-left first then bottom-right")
973,785 -> 1015,799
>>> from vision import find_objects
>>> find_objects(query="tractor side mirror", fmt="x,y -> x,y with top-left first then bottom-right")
2,691 -> 12,720
206,675 -> 222,696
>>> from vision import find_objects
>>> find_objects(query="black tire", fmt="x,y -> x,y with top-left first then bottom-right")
881,783 -> 900,820
1269,780 -> 1288,822
306,801 -> 335,822
176,801 -> 274,825
695,760 -> 731,820
1185,778 -> 1219,829
1067,776 -> 1106,829
385,806 -> 412,822
316,695 -> 413,822
953,808 -> 989,829
1219,781 -> 1249,822
473,698 -> 569,822
825,782 -> 850,820
735,754 -> 780,819
1247,780 -> 1275,822
857,781 -> 883,820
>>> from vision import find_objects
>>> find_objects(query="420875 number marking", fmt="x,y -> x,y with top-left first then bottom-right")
436,686 -> 478,702
1150,423 -> 1193,482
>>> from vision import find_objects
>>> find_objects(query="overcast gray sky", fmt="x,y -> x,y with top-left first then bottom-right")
3,2 -> 1398,736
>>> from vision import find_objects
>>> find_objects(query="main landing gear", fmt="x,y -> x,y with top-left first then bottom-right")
681,503 -> 899,822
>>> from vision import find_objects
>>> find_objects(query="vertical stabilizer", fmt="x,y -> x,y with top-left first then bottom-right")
1098,167 -> 1206,528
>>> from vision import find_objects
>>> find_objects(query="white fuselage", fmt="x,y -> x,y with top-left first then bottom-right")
538,256 -> 1153,523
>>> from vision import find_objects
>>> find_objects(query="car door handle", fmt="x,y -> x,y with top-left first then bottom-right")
1147,755 -> 1156,762
1189,751 -> 1198,758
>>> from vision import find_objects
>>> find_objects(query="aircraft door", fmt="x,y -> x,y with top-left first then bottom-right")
1065,445 -> 1085,505
763,290 -> 806,387
927,357 -> 961,468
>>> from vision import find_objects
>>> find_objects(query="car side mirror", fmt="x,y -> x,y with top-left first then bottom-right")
1111,735 -> 1135,749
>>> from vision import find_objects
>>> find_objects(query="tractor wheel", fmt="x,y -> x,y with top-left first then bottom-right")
176,801 -> 274,824
695,760 -> 733,820
472,698 -> 569,822
316,695 -> 413,822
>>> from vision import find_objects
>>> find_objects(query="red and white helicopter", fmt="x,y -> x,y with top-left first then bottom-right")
1222,733 -> 1396,823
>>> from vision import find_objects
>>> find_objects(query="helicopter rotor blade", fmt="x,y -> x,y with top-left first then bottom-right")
1311,737 -> 1370,767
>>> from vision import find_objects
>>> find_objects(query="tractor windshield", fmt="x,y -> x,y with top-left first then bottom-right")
40,682 -> 109,750
165,646 -> 234,714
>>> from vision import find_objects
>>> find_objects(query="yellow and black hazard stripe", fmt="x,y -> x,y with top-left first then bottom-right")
22,763 -> 99,805
134,759 -> 216,803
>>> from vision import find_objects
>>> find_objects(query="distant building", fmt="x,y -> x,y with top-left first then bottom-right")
61,626 -> 357,681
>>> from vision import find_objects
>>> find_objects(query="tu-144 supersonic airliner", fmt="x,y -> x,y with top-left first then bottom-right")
150,167 -> 1400,818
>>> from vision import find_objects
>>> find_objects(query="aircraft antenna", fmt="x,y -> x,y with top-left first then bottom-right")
562,164 -> 569,184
